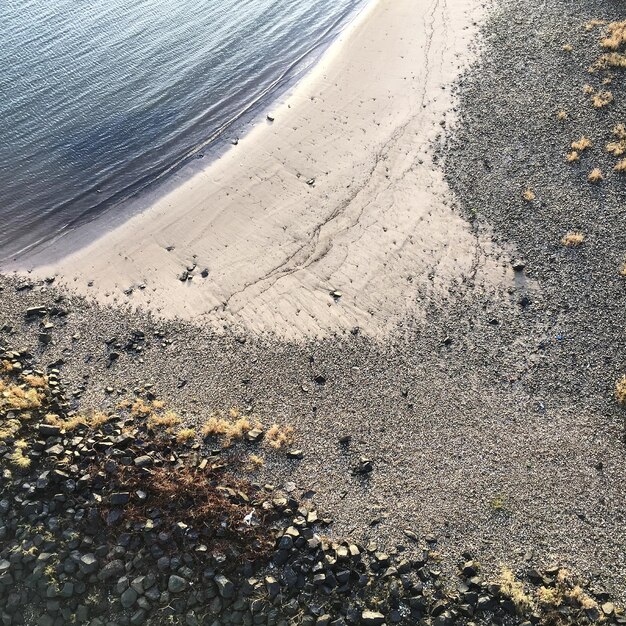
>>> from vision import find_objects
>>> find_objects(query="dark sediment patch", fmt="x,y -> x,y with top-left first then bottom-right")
443,0 -> 626,419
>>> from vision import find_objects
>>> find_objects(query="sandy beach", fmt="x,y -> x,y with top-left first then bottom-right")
2,0 -> 626,623
15,0 -> 514,338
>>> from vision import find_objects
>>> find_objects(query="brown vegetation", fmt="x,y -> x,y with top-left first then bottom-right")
587,167 -> 603,182
616,375 -> 626,405
115,462 -> 272,558
561,232 -> 585,247
571,136 -> 591,152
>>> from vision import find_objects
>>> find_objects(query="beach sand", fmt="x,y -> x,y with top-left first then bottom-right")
17,0 -> 514,338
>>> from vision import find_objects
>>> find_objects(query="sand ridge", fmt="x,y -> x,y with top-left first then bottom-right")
17,0 -> 515,337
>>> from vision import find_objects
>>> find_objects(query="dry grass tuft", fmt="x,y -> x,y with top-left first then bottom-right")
606,141 -> 626,156
522,189 -> 536,202
562,43 -> 573,53
147,410 -> 181,432
571,136 -> 592,152
592,90 -> 613,108
537,586 -> 561,607
0,418 -> 21,442
8,448 -> 31,470
598,52 -> 626,69
587,168 -> 603,182
202,415 -> 253,445
176,428 -> 196,444
619,261 -> 626,277
600,20 -> 626,50
1,383 -> 45,416
583,84 -> 595,95
44,412 -> 87,431
557,110 -> 568,121
266,424 -> 295,449
22,374 -> 47,388
568,585 -> 598,610
499,568 -> 534,614
130,399 -> 153,417
88,411 -> 111,429
247,454 -> 265,470
616,375 -> 626,405
566,151 -> 579,162
613,123 -> 626,139
614,158 -> 626,172
585,19 -> 607,32
561,232 -> 585,247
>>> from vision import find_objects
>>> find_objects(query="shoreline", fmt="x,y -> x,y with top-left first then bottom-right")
9,0 -> 514,339
0,0 -> 372,264
2,0 -> 626,615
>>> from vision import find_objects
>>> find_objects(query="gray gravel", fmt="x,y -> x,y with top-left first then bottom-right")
2,0 -> 626,605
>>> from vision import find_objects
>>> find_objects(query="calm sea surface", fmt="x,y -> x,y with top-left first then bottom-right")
0,0 -> 367,260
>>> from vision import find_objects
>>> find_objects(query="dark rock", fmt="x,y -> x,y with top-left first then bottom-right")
38,424 -> 61,437
168,575 -> 187,593
120,587 -> 138,608
79,553 -> 98,574
215,574 -> 235,598
110,492 -> 130,506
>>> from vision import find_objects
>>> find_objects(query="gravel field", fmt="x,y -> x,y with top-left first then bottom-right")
1,0 -> 626,614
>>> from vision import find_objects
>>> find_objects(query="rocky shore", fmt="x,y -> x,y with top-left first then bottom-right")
1,329 -> 624,626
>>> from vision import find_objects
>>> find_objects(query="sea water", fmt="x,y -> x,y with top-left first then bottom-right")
0,0 -> 367,260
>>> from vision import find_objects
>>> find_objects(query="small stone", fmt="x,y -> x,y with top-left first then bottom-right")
98,560 -> 125,581
168,575 -> 187,593
120,587 -> 138,608
26,306 -> 47,317
215,574 -> 235,598
111,492 -> 130,506
246,428 -> 264,443
38,424 -> 61,437
79,553 -> 98,574
361,610 -> 385,626
354,457 -> 373,474
602,602 -> 614,616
